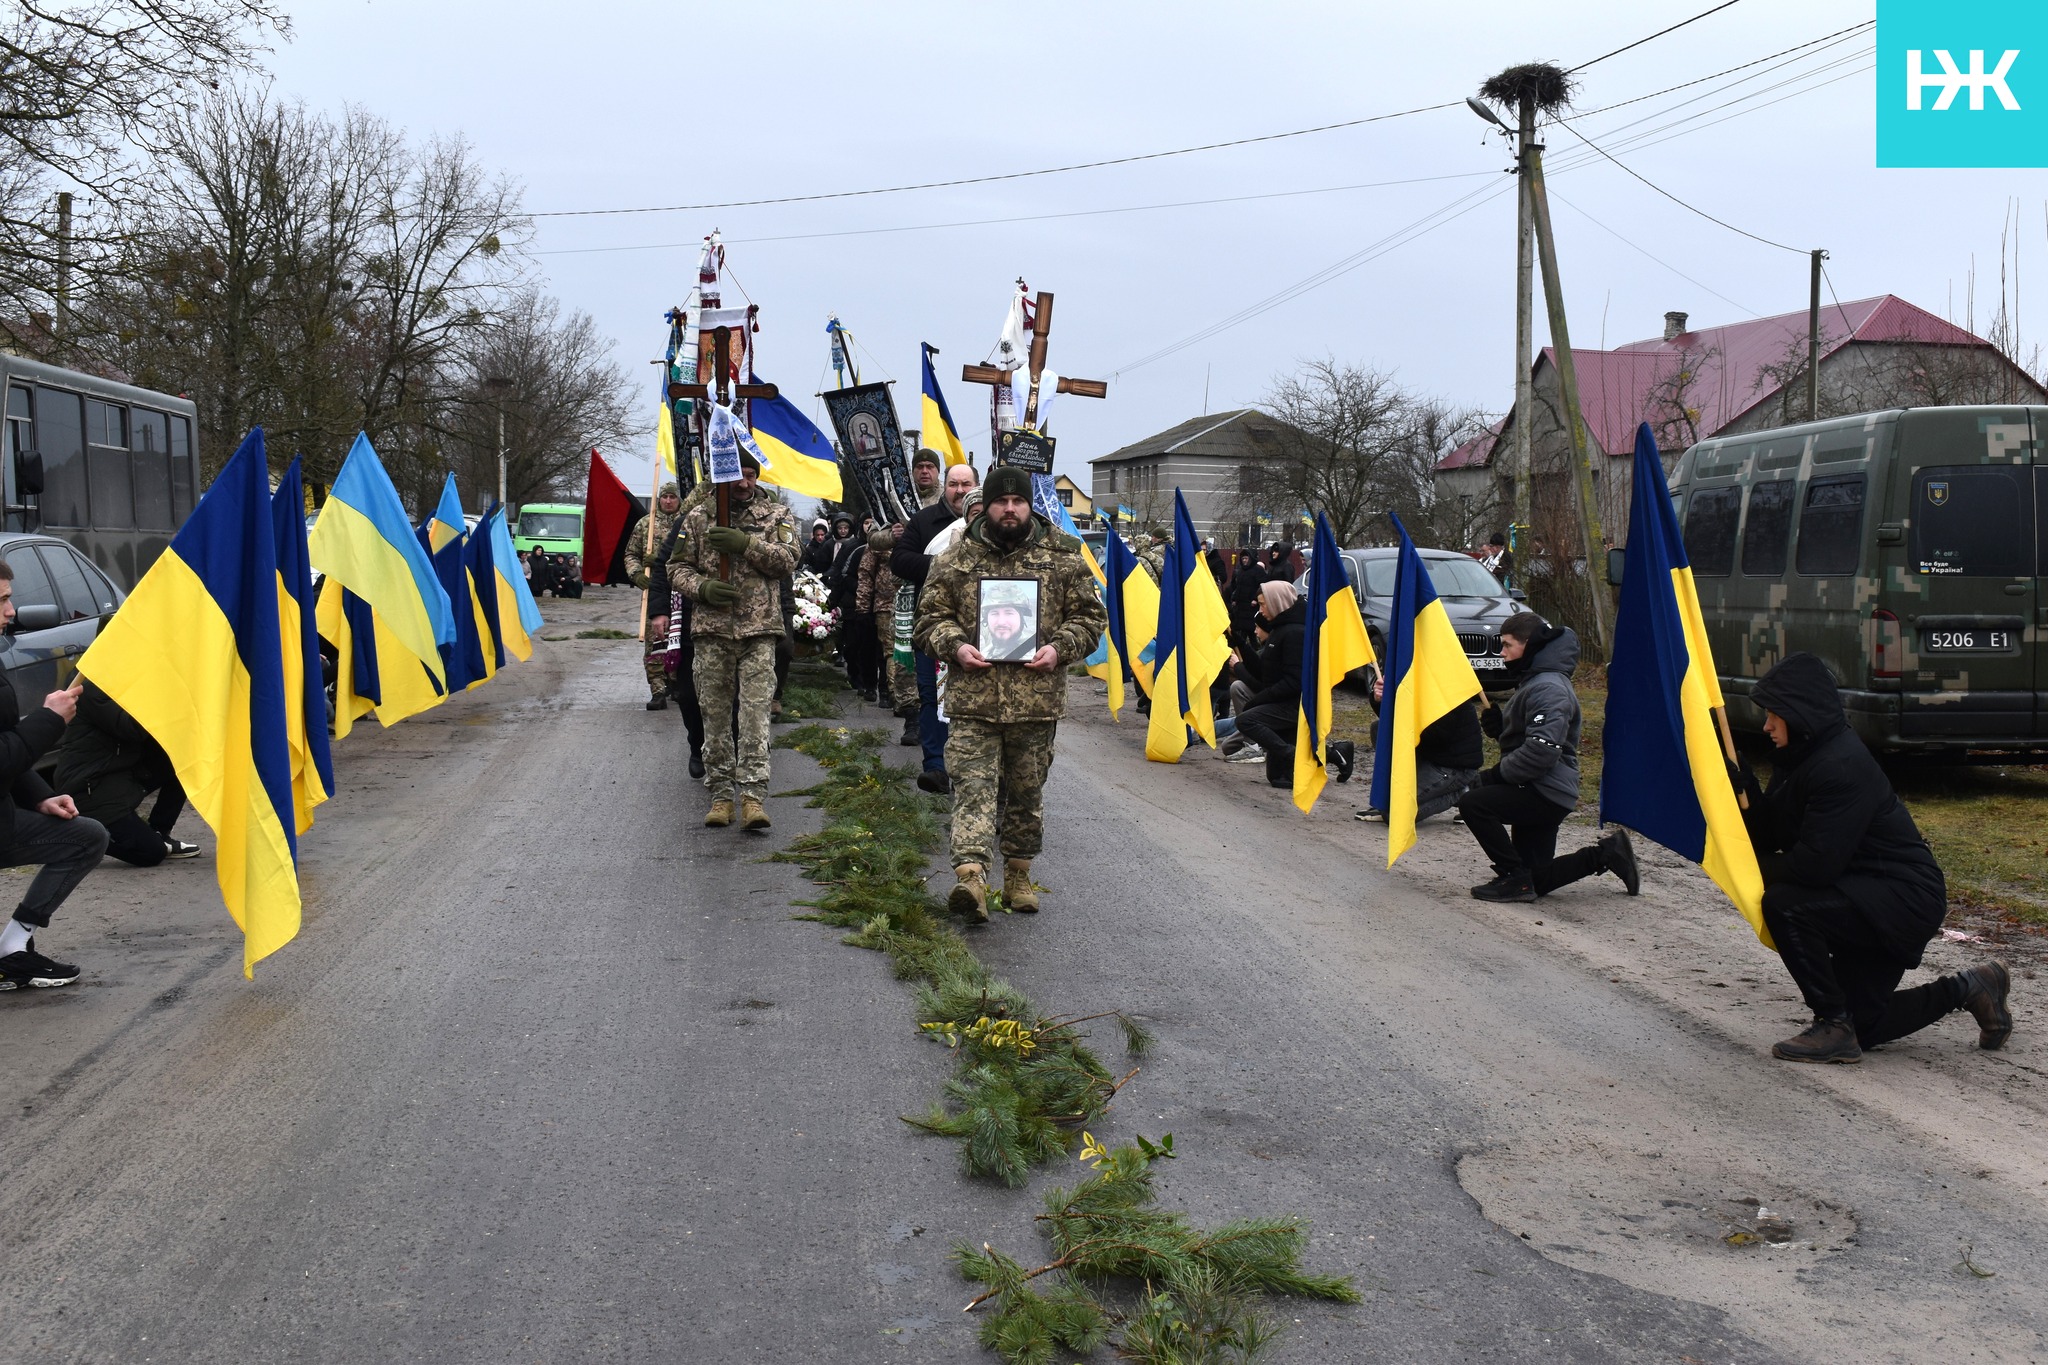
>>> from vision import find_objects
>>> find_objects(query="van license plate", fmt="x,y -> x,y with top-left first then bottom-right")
1470,655 -> 1507,669
1922,629 -> 2017,653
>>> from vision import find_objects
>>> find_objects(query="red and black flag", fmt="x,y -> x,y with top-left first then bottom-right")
581,449 -> 646,586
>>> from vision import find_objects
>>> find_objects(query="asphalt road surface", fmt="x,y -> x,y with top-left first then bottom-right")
3,587 -> 2042,1363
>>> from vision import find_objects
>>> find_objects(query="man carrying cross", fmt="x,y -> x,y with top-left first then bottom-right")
669,446 -> 798,830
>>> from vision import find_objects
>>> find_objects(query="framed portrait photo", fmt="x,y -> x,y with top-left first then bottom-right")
978,577 -> 1041,663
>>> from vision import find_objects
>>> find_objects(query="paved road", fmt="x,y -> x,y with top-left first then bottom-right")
2,587 -> 2039,1363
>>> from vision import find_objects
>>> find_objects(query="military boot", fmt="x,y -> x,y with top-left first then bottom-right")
1771,1016 -> 1862,1064
1959,961 -> 2013,1050
704,797 -> 734,828
740,796 -> 772,831
1004,859 -> 1040,914
949,864 -> 989,924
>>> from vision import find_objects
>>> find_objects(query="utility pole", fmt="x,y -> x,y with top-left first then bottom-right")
1522,139 -> 1611,655
1807,248 -> 1827,422
485,374 -> 514,509
54,191 -> 72,337
1512,94 -> 1535,578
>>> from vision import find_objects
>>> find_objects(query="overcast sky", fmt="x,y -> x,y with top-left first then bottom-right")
262,0 -> 2039,497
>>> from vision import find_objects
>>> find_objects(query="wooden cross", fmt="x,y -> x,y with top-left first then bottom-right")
961,289 -> 1108,459
672,324 -> 779,580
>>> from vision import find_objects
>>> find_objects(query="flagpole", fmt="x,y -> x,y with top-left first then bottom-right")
639,464 -> 660,640
1712,705 -> 1750,810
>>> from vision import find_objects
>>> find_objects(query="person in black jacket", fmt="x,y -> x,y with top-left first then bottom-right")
891,462 -> 977,788
53,681 -> 198,866
1356,670 -> 1483,824
1218,581 -> 1337,789
1740,652 -> 2010,1064
0,563 -> 109,990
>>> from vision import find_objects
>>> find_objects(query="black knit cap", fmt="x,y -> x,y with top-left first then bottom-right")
982,465 -> 1033,503
913,447 -> 943,470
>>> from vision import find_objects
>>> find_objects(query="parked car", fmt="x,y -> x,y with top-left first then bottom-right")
1657,405 -> 2048,756
1295,546 -> 1523,680
0,533 -> 125,719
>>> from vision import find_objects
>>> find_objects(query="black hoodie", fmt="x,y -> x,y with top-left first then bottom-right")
1745,652 -> 1946,964
1235,600 -> 1308,708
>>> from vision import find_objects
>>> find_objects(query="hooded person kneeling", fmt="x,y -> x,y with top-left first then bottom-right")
1741,652 -> 2011,1064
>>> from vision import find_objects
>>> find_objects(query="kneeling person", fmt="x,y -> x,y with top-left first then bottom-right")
1742,652 -> 2009,1063
54,680 -> 198,864
912,466 -> 1106,922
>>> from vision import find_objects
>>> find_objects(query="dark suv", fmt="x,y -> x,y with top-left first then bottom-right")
0,533 -> 124,717
1296,547 -> 1523,681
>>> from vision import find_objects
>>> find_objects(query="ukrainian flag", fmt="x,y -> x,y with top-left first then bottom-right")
79,429 -> 300,977
1144,490 -> 1231,763
315,578 -> 380,739
1034,477 -> 1121,716
464,504 -> 505,676
308,433 -> 454,686
746,388 -> 845,501
419,475 -> 487,691
1102,518 -> 1159,703
486,505 -> 542,661
921,343 -> 968,466
1294,512 -> 1374,814
1602,422 -> 1768,942
271,456 -> 334,833
1368,513 -> 1483,865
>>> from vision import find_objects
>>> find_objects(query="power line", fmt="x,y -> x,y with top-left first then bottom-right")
1547,187 -> 1758,315
527,102 -> 1460,220
1570,20 -> 1871,120
1550,116 -> 1806,254
532,171 -> 1497,257
1567,0 -> 1747,74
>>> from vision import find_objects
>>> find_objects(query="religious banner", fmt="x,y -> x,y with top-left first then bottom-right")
821,381 -> 916,522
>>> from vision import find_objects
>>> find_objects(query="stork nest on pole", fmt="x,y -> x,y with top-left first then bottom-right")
1479,62 -> 1576,113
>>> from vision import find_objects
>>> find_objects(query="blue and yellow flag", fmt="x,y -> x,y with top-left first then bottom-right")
418,477 -> 487,692
315,578 -> 380,739
1031,475 -> 1120,716
428,473 -> 466,554
1294,512 -> 1375,813
1602,422 -> 1767,942
747,389 -> 845,501
1102,518 -> 1159,705
920,343 -> 969,466
485,505 -> 541,661
308,433 -> 454,685
80,429 -> 300,977
465,503 -> 505,676
271,456 -> 334,833
1144,490 -> 1231,763
1367,513 -> 1483,865
655,396 -> 678,476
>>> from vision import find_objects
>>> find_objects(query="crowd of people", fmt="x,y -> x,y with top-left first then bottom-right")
611,456 -> 2015,1068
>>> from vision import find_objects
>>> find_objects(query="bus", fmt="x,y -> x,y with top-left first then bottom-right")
512,502 -> 585,565
2,354 -> 200,590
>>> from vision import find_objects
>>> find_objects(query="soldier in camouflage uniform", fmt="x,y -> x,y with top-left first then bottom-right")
913,465 -> 1107,922
1137,524 -> 1169,586
623,481 -> 684,708
670,449 -> 799,830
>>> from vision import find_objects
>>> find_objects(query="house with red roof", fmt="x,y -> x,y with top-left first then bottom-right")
1437,294 -> 2045,546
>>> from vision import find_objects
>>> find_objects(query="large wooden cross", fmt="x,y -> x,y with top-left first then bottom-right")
961,289 -> 1108,462
673,324 -> 778,580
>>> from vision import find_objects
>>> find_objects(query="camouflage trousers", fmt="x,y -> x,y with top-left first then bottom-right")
945,717 -> 1056,871
694,634 -> 778,800
887,654 -> 916,717
642,617 -> 668,698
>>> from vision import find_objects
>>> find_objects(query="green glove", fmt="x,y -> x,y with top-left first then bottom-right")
706,526 -> 751,555
698,579 -> 738,608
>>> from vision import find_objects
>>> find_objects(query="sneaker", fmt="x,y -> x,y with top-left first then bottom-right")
1355,807 -> 1386,823
1328,740 -> 1355,784
688,748 -> 706,780
1958,961 -> 2013,1051
0,948 -> 80,989
1470,872 -> 1536,903
645,696 -> 668,711
1772,1016 -> 1862,1064
1225,743 -> 1267,764
163,838 -> 201,859
1216,735 -> 1245,759
916,770 -> 952,795
1600,828 -> 1640,896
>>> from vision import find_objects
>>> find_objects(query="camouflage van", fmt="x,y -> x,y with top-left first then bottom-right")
1667,406 -> 2047,757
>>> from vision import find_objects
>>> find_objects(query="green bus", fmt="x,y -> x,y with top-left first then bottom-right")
512,502 -> 585,563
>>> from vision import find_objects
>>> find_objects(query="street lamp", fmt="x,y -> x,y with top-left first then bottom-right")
1465,96 -> 1508,129
484,375 -> 513,509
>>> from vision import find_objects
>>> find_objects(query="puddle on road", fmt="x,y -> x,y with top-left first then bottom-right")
1459,1143 -> 1858,1299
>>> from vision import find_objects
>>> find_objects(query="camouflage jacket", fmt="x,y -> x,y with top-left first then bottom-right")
856,526 -> 900,614
669,488 -> 800,639
1137,541 -> 1169,585
912,515 -> 1106,723
621,507 -> 680,590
